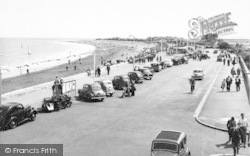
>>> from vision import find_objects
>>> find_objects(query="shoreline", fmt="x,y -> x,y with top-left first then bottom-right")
2,40 -> 154,94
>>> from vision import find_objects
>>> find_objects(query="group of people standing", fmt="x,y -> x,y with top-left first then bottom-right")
221,74 -> 241,92
120,81 -> 136,98
52,76 -> 64,95
227,113 -> 249,155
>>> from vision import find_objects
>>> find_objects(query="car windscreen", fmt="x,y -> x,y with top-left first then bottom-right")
194,70 -> 202,73
92,85 -> 101,90
153,142 -> 178,152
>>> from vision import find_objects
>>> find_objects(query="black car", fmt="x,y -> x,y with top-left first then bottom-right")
128,71 -> 144,83
112,75 -> 131,90
0,102 -> 37,130
78,83 -> 106,102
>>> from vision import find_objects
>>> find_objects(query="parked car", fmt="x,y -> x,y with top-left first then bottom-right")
138,68 -> 153,80
0,102 -> 37,130
201,53 -> 210,59
206,50 -> 209,53
128,71 -> 144,83
96,79 -> 115,97
112,75 -> 131,90
191,68 -> 204,80
180,56 -> 189,64
165,59 -> 173,67
217,54 -> 224,62
78,83 -> 105,102
136,64 -> 154,74
42,94 -> 72,112
159,61 -> 168,69
151,62 -> 162,72
213,50 -> 218,54
151,130 -> 191,156
172,56 -> 182,65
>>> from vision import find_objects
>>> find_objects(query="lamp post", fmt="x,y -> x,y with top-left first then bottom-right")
93,50 -> 96,83
129,35 -> 135,70
0,54 -> 2,105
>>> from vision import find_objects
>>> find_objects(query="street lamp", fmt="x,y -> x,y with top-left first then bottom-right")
129,35 -> 135,70
0,54 -> 2,105
93,50 -> 96,83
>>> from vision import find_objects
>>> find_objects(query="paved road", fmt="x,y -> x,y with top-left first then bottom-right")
0,50 -> 242,156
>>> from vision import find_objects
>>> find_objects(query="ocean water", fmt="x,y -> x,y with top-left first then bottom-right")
0,38 -> 95,78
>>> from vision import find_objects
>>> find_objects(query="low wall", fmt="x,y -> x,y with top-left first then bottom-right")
239,55 -> 250,105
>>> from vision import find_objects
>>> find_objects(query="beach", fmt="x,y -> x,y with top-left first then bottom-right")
0,38 -> 96,78
2,39 -> 154,93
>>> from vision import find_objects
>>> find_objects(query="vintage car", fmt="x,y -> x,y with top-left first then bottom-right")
96,79 -> 115,97
135,64 -> 155,74
201,53 -> 210,59
78,83 -> 105,102
151,62 -> 162,72
138,68 -> 153,80
151,130 -> 191,156
42,94 -> 72,112
159,61 -> 168,69
128,71 -> 144,83
191,68 -> 204,80
165,59 -> 173,67
213,50 -> 218,54
172,56 -> 182,65
0,102 -> 37,130
180,56 -> 189,64
217,54 -> 224,62
112,75 -> 131,90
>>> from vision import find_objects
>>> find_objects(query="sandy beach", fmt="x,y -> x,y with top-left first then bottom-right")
2,40 -> 155,93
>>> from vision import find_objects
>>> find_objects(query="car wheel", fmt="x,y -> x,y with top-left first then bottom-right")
30,113 -> 36,121
100,98 -> 104,102
9,120 -> 17,129
110,93 -> 113,97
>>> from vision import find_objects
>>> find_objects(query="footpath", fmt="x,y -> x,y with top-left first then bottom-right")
196,55 -> 250,154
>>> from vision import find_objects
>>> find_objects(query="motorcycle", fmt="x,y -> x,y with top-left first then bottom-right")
42,94 -> 72,112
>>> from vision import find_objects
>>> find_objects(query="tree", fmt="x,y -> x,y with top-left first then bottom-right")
218,41 -> 230,49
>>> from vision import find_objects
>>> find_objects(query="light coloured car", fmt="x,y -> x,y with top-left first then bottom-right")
151,130 -> 191,156
165,59 -> 173,67
96,79 -> 115,97
191,68 -> 204,80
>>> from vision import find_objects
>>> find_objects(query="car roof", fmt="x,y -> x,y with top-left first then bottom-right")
154,130 -> 186,144
98,79 -> 112,83
4,102 -> 22,107
193,68 -> 203,71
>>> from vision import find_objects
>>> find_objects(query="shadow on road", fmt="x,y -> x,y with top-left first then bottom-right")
216,141 -> 233,149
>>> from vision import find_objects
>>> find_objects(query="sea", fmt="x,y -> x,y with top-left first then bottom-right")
0,38 -> 95,79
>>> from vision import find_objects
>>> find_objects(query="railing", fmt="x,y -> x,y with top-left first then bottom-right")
239,55 -> 250,105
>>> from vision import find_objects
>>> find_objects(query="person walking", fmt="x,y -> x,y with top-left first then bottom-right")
226,76 -> 233,91
107,65 -> 110,75
97,66 -> 101,77
86,68 -> 91,76
237,67 -> 241,77
231,67 -> 236,78
223,58 -> 226,65
231,121 -> 241,156
227,117 -> 235,142
235,76 -> 241,92
221,79 -> 226,91
130,81 -> 136,96
238,113 -> 248,148
228,59 -> 230,66
232,58 -> 236,66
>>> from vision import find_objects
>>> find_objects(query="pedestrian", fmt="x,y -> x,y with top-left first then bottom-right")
107,65 -> 110,75
226,76 -> 233,91
228,59 -> 230,66
160,56 -> 162,61
26,68 -> 29,74
86,68 -> 91,76
237,67 -> 241,77
227,117 -> 235,142
235,76 -> 241,91
156,56 -> 159,61
231,67 -> 236,78
97,66 -> 101,77
120,86 -> 127,98
74,65 -> 77,71
66,66 -> 68,71
231,121 -> 241,156
223,58 -> 226,65
130,81 -> 136,96
238,113 -> 248,148
232,58 -> 236,66
221,79 -> 226,91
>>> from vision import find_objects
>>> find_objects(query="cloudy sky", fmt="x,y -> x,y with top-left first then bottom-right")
0,0 -> 249,39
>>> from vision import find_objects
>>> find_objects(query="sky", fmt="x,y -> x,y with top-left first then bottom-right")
0,0 -> 249,39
